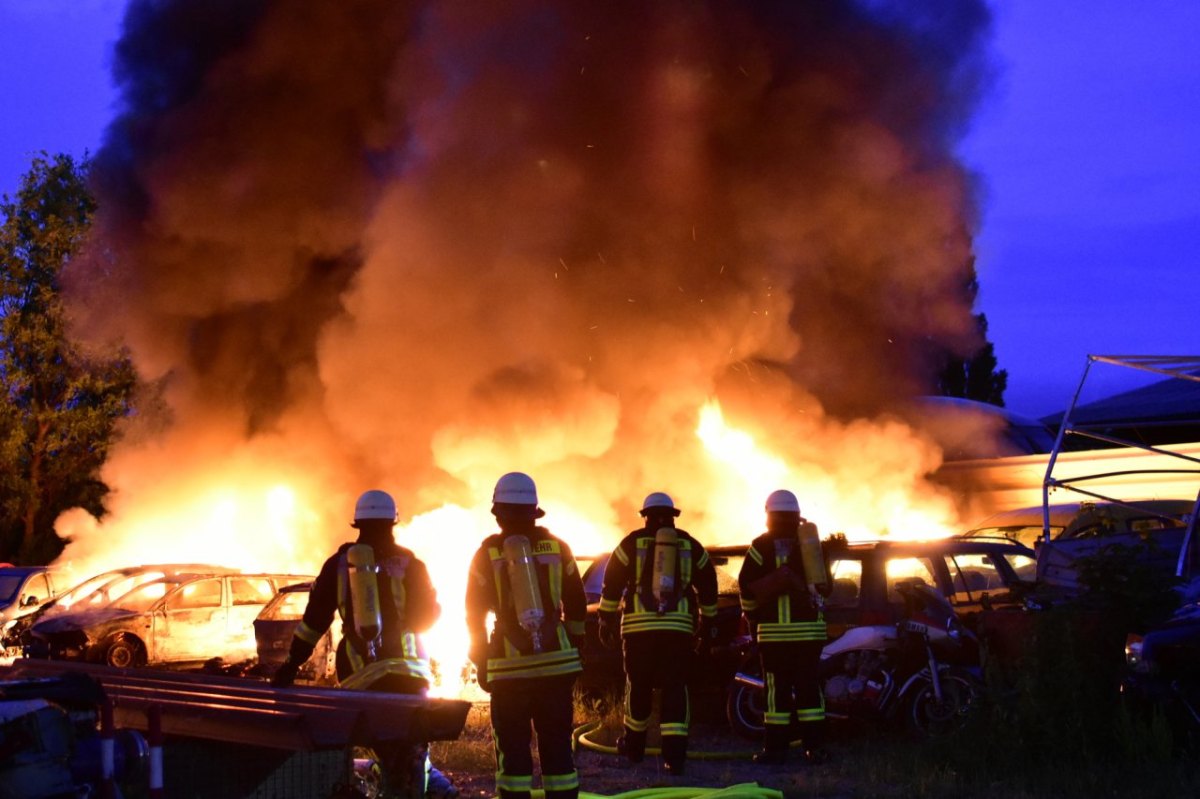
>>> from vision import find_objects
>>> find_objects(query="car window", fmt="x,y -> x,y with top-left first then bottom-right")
23,573 -> 51,604
885,557 -> 937,603
56,571 -> 125,607
263,590 -> 311,620
1065,513 -> 1186,540
581,556 -> 608,603
113,580 -> 176,612
710,554 -> 744,596
945,554 -> 1006,599
965,525 -> 1060,548
165,578 -> 223,610
1000,551 -> 1037,581
826,558 -> 862,607
98,572 -> 167,607
231,578 -> 276,605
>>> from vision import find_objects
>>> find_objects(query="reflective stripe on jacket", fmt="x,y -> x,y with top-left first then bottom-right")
738,532 -> 827,641
598,526 -> 719,636
466,527 -> 587,682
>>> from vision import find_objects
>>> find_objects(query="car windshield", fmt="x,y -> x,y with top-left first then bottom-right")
110,579 -> 181,613
964,525 -> 1063,548
55,571 -> 127,608
0,575 -> 23,605
709,554 -> 744,595
261,590 -> 310,621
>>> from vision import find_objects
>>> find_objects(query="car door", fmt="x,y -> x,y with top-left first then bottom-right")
823,553 -> 867,640
19,572 -> 53,613
152,577 -> 227,662
226,577 -> 278,661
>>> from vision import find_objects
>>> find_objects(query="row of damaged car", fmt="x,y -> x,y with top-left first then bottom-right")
2,564 -> 313,671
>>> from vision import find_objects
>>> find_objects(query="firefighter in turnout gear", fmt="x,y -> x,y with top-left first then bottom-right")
597,492 -> 719,776
737,489 -> 831,766
273,489 -> 456,798
466,472 -> 588,799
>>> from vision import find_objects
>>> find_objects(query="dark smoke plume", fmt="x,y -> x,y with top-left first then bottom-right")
60,0 -> 995,570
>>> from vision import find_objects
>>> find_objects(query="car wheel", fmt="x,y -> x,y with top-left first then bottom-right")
104,635 -> 146,669
905,667 -> 981,736
726,680 -> 766,740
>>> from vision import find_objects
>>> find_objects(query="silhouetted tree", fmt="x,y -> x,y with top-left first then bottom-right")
936,260 -> 1007,406
0,154 -> 137,564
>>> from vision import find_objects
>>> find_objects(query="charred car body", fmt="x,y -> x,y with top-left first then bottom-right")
0,566 -> 65,641
1123,498 -> 1200,737
3,564 -> 237,656
577,537 -> 1035,698
27,572 -> 311,668
251,581 -> 338,683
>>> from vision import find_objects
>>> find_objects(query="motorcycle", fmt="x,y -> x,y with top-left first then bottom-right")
726,579 -> 983,738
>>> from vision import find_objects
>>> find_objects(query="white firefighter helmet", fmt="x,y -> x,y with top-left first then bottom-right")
492,472 -> 539,505
764,489 -> 801,514
353,489 -> 397,523
640,492 -> 681,517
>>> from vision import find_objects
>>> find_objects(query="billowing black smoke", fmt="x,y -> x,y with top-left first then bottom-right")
60,0 -> 995,567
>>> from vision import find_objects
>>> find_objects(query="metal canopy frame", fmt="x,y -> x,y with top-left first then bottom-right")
1041,355 -> 1200,558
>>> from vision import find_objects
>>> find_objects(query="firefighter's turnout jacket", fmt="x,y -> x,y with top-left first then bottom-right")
738,526 -> 828,753
290,538 -> 439,685
466,527 -> 588,682
598,525 -> 719,766
467,525 -> 587,799
598,525 -> 719,637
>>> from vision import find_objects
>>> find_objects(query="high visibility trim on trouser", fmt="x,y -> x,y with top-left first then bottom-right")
796,706 -> 825,722
661,722 -> 689,737
496,774 -> 534,792
764,712 -> 792,726
623,678 -> 651,731
542,772 -> 580,791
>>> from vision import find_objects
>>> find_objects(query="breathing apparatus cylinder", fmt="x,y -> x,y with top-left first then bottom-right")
347,544 -> 383,656
797,520 -> 829,595
503,535 -> 546,652
651,527 -> 678,614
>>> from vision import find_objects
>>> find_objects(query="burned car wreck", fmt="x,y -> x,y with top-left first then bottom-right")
27,572 -> 311,668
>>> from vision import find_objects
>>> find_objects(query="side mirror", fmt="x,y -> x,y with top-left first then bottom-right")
23,595 -> 39,607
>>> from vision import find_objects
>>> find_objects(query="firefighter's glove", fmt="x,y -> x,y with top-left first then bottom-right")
598,612 -> 622,650
469,645 -> 490,693
271,658 -> 300,688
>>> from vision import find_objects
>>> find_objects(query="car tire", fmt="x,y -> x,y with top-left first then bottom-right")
726,680 -> 766,740
904,666 -> 981,736
103,635 -> 146,669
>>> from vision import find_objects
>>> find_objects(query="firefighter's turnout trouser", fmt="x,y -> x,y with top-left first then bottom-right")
622,631 -> 692,766
491,673 -> 579,799
759,638 -> 826,754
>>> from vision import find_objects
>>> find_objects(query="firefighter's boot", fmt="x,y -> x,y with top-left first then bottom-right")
661,735 -> 687,776
615,728 -> 646,764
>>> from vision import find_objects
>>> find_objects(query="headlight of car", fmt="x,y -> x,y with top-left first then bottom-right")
1125,633 -> 1153,674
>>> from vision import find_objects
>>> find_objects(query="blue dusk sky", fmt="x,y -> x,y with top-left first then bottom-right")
2,0 -> 1198,419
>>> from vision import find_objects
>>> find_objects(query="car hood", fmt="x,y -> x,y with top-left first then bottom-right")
34,607 -> 140,634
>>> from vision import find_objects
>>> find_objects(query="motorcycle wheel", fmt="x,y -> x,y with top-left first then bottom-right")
726,681 -> 766,740
905,667 -> 981,736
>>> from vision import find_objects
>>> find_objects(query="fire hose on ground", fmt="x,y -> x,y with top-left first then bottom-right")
572,719 -> 808,760
516,787 -> 782,799
572,720 -> 764,761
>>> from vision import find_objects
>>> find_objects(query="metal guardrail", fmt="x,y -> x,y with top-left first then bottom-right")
0,658 -> 470,751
